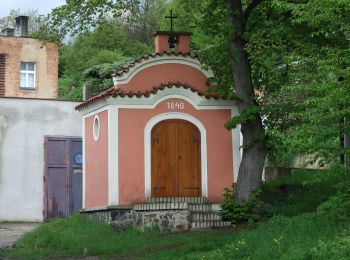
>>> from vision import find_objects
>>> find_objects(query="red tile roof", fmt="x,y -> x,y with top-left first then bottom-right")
75,52 -> 236,110
112,52 -> 199,77
75,82 -> 227,110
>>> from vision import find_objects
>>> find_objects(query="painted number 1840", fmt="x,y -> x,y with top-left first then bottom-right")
167,102 -> 185,110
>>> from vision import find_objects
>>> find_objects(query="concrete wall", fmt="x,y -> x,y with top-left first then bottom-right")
0,36 -> 58,99
0,97 -> 81,222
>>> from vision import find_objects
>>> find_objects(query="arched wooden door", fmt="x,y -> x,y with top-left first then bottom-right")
151,119 -> 201,197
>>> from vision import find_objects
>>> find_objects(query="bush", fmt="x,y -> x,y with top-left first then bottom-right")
316,167 -> 350,222
317,193 -> 350,223
260,168 -> 338,216
57,22 -> 151,100
317,166 -> 350,222
220,187 -> 272,224
83,58 -> 133,96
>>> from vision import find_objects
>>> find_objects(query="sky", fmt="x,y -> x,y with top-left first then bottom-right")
0,0 -> 65,17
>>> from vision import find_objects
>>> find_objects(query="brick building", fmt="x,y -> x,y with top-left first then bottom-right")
0,16 -> 58,99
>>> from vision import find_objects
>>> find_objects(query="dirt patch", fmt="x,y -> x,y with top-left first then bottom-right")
0,223 -> 40,248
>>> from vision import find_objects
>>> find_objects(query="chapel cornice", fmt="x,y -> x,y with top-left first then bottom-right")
76,83 -> 237,114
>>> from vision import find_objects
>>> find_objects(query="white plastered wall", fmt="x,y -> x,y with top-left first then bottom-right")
0,98 -> 82,222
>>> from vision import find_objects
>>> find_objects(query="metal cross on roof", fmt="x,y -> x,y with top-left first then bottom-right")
165,10 -> 178,32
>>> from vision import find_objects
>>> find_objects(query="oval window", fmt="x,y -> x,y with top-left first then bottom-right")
93,115 -> 100,141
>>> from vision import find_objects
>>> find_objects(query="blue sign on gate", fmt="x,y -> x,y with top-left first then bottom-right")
74,153 -> 82,165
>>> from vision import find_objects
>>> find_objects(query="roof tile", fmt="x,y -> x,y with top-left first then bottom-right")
111,51 -> 198,77
75,82 -> 228,110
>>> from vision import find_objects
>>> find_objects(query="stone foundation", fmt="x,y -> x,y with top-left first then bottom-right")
81,197 -> 232,231
140,210 -> 191,231
82,207 -> 191,231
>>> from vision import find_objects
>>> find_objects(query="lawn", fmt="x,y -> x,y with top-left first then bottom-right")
1,168 -> 349,259
0,215 -> 239,259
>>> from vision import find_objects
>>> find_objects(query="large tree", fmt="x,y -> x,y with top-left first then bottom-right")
45,0 -> 167,43
226,0 -> 267,201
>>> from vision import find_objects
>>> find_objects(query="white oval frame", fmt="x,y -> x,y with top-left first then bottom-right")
93,114 -> 100,142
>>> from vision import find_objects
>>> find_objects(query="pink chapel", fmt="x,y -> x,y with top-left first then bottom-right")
76,31 -> 242,218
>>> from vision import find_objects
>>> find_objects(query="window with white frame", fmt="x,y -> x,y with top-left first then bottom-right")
93,115 -> 100,141
20,62 -> 36,89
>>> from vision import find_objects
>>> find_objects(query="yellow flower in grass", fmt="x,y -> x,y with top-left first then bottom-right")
237,238 -> 246,245
273,236 -> 284,245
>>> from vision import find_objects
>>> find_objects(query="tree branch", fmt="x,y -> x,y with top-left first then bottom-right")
243,0 -> 264,30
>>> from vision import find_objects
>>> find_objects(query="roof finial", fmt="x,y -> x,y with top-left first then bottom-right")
165,10 -> 178,32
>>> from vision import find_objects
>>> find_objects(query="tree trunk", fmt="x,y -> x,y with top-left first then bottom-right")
228,0 -> 267,202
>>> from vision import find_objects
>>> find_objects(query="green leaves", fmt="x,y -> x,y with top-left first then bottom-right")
220,186 -> 264,224
225,105 -> 260,130
194,0 -> 350,165
42,0 -> 168,43
58,22 -> 151,99
83,58 -> 133,95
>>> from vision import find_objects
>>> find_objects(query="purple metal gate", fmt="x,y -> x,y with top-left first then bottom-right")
44,137 -> 82,219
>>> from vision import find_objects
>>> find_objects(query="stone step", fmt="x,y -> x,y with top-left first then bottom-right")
145,197 -> 208,204
188,203 -> 221,212
191,221 -> 232,229
191,212 -> 222,222
133,202 -> 188,211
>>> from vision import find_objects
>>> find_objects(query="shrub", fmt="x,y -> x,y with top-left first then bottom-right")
220,187 -> 272,224
83,58 -> 133,96
317,193 -> 350,223
316,168 -> 350,223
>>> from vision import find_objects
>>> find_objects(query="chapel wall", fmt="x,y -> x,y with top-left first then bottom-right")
118,63 -> 208,93
84,110 -> 109,208
117,98 -> 234,205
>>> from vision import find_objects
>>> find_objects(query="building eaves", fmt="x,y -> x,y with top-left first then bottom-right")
75,83 -> 232,110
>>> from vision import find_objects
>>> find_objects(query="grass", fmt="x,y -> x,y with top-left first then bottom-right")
0,215 -> 239,259
202,213 -> 350,259
1,167 -> 349,259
